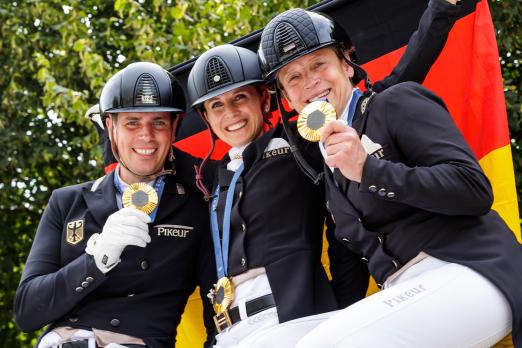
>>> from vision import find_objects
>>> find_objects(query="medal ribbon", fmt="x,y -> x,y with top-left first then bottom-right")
346,88 -> 363,127
211,163 -> 245,279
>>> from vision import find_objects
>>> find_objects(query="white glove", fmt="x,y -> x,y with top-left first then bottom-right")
86,207 -> 151,273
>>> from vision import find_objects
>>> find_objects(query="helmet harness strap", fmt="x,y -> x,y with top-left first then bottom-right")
336,45 -> 373,93
193,108 -> 214,201
274,86 -> 324,185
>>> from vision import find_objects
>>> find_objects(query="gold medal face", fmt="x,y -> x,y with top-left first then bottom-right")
121,182 -> 158,214
213,277 -> 234,314
297,100 -> 337,142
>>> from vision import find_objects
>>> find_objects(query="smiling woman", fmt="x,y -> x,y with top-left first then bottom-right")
279,48 -> 354,119
202,85 -> 268,148
187,45 -> 339,347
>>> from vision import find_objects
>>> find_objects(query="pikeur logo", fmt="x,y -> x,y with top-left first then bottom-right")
382,284 -> 427,308
262,146 -> 290,159
154,224 -> 193,238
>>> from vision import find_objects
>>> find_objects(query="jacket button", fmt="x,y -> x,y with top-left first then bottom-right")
68,316 -> 78,323
241,258 -> 246,266
81,281 -> 89,288
241,223 -> 246,232
361,257 -> 369,264
368,185 -> 377,193
86,277 -> 94,283
386,191 -> 395,198
140,260 -> 149,270
110,318 -> 120,327
75,286 -> 84,293
357,217 -> 362,223
377,235 -> 384,244
378,188 -> 386,197
239,191 -> 243,199
342,237 -> 350,244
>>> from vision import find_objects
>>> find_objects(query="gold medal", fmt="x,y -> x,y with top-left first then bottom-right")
121,182 -> 158,214
212,277 -> 234,314
297,100 -> 337,142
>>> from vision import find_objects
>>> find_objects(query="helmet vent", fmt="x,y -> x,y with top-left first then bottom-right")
206,57 -> 232,90
275,23 -> 305,59
135,74 -> 159,105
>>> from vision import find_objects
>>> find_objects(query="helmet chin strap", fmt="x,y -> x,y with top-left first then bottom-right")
109,124 -> 174,183
274,86 -> 324,185
338,46 -> 373,92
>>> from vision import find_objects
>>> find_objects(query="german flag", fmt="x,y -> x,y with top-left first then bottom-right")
172,0 -> 519,243
97,1 -> 518,346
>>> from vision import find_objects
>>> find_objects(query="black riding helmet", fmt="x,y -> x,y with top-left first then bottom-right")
258,8 -> 368,87
257,8 -> 373,185
100,61 -> 186,120
187,44 -> 268,199
187,44 -> 263,109
99,62 -> 186,180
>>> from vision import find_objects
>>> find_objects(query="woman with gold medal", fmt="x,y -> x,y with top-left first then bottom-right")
258,5 -> 521,348
187,1 -> 460,346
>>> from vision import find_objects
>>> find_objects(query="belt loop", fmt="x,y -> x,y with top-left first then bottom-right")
238,298 -> 248,320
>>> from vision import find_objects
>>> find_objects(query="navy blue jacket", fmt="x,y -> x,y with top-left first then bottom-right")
14,149 -> 216,348
326,82 -> 522,346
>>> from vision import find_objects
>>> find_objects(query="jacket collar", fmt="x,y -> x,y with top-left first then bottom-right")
153,174 -> 189,222
82,171 -> 118,228
82,170 -> 189,226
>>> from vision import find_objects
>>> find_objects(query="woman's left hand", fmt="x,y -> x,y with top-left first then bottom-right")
321,120 -> 367,183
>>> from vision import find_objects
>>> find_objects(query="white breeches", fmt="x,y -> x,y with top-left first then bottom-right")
296,257 -> 512,348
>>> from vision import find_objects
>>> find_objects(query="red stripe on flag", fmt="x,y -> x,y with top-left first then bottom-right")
362,1 -> 510,160
175,110 -> 282,159
174,129 -> 229,159
104,162 -> 118,175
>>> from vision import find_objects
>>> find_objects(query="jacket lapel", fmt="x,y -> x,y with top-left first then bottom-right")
333,168 -> 349,195
324,165 -> 361,219
153,174 -> 189,223
242,125 -> 279,172
81,172 -> 118,228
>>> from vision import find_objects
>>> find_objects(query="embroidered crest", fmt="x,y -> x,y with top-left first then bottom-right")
66,219 -> 85,245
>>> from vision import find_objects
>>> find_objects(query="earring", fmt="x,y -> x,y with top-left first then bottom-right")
169,147 -> 175,162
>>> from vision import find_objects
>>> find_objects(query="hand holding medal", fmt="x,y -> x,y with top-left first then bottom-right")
297,100 -> 337,142
121,182 -> 158,215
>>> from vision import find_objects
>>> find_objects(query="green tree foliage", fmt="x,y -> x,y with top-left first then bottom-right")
0,0 -> 317,345
1,0 -> 520,346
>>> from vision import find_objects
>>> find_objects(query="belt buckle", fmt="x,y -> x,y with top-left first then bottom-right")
213,309 -> 232,333
211,277 -> 235,333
